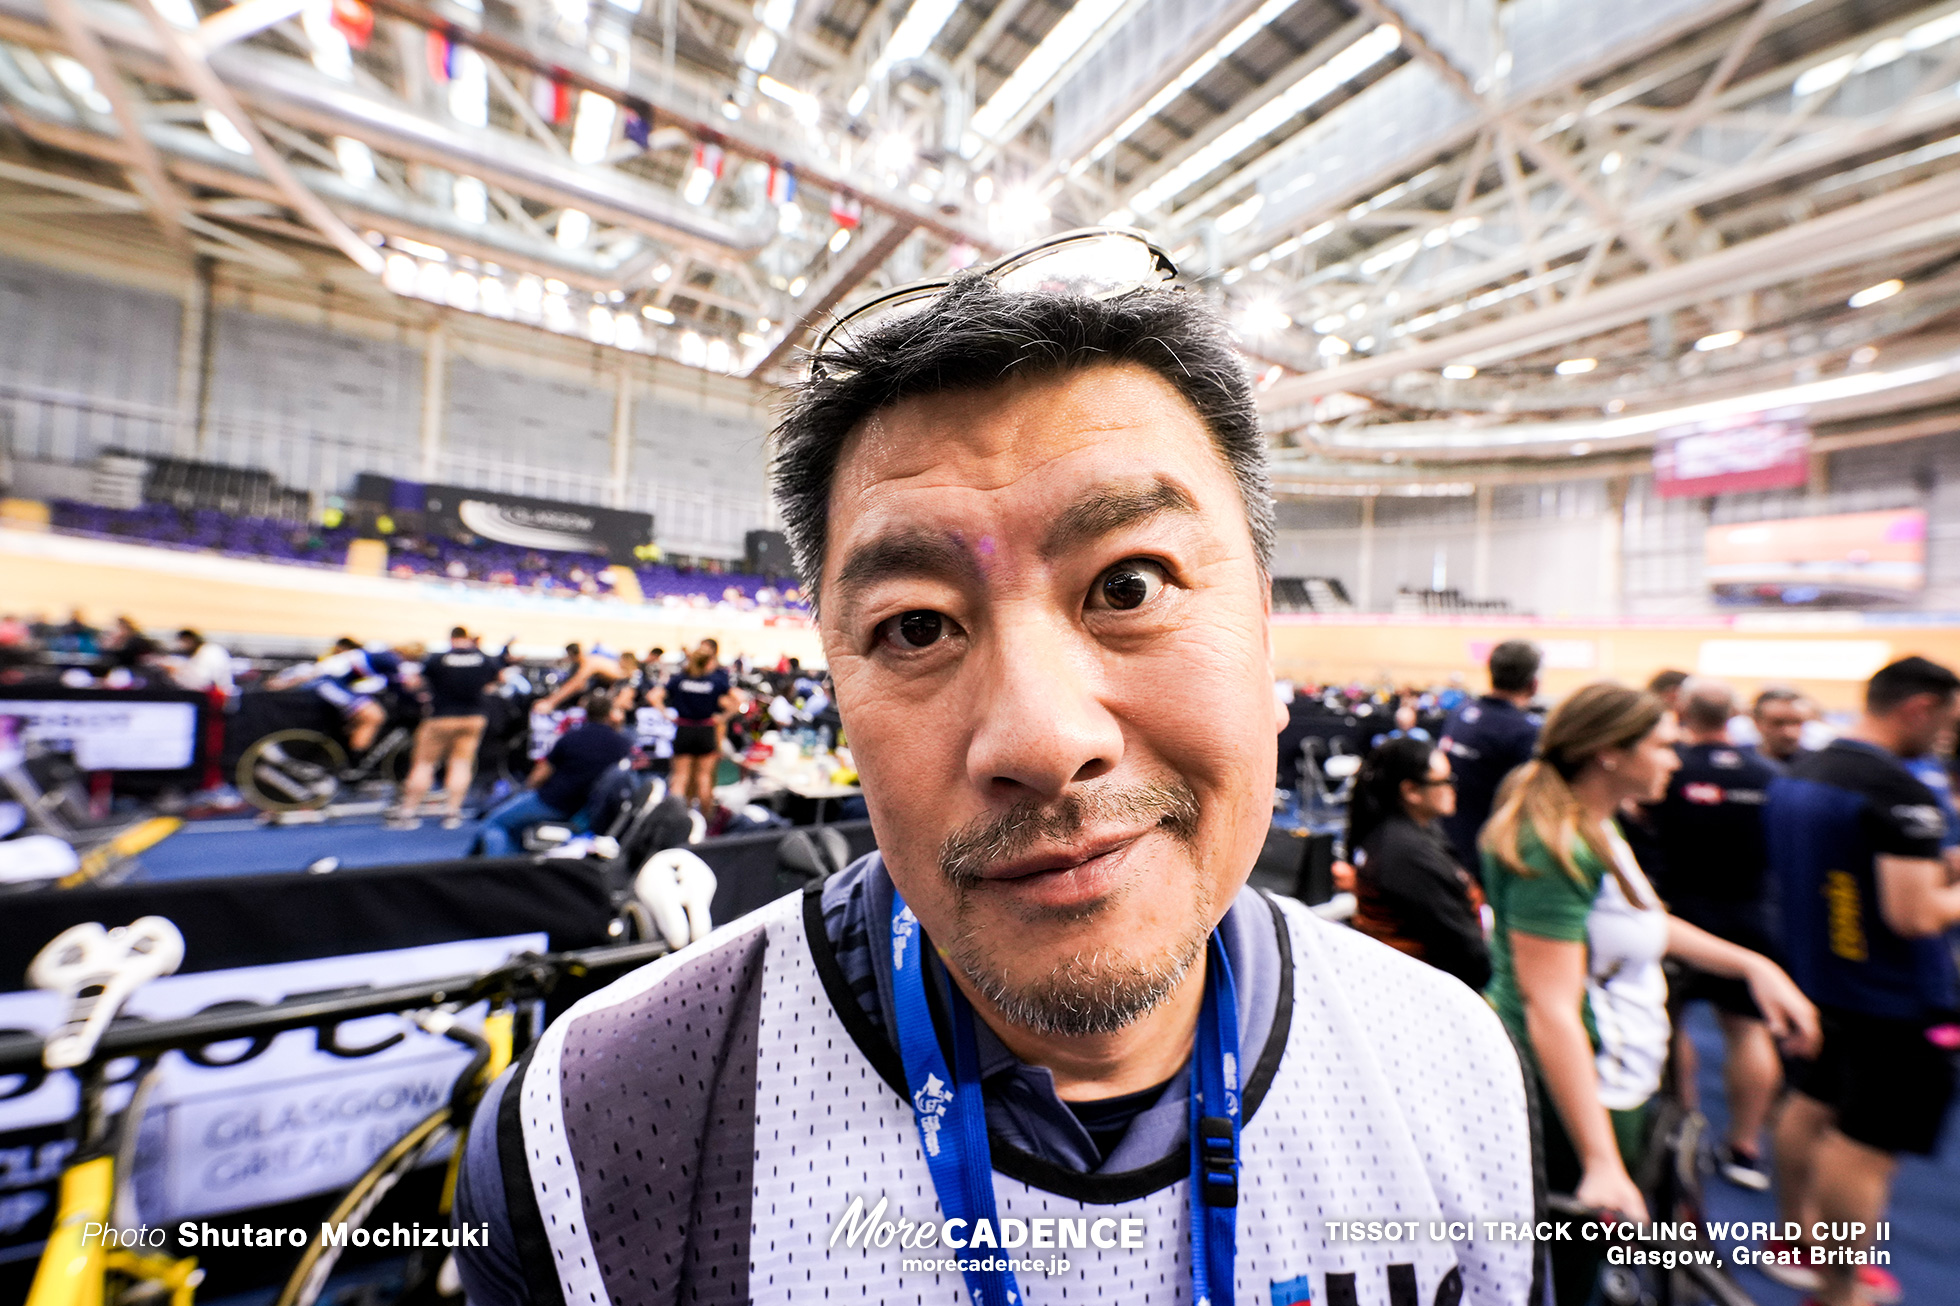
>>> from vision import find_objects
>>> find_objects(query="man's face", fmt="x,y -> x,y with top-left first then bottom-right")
820,364 -> 1278,1037
1754,699 -> 1805,759
1898,692 -> 1960,759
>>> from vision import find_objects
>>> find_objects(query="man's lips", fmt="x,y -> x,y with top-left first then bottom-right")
976,830 -> 1148,882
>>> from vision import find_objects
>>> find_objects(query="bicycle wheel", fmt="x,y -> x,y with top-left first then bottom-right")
275,1107 -> 454,1306
238,730 -> 347,813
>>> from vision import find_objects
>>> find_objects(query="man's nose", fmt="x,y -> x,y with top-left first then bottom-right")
964,614 -> 1124,803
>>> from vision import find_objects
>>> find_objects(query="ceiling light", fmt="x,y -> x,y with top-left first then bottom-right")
1441,363 -> 1476,380
1085,0 -> 1296,162
1851,344 -> 1880,365
970,0 -> 1131,142
789,277 -> 808,296
989,185 -> 1050,235
1130,25 -> 1400,214
642,305 -> 676,323
335,137 -> 375,188
571,92 -> 617,163
382,253 -> 418,296
846,85 -> 870,116
706,338 -> 732,371
1848,278 -> 1902,307
972,175 -> 995,204
454,175 -> 488,224
1555,357 -> 1597,375
616,314 -> 644,349
203,109 -> 253,156
1599,151 -> 1621,175
556,208 -> 592,248
743,28 -> 779,71
679,331 -> 706,366
1793,53 -> 1856,97
874,132 -> 915,173
1318,335 -> 1351,357
449,49 -> 489,128
1694,329 -> 1744,351
757,0 -> 795,33
391,236 -> 446,261
876,0 -> 960,73
758,75 -> 820,123
683,165 -> 716,205
151,0 -> 198,26
1215,193 -> 1265,235
828,227 -> 852,253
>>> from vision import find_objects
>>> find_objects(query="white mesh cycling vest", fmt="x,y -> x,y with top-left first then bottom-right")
505,885 -> 1535,1306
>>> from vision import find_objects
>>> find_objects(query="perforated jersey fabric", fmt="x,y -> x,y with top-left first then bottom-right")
508,888 -> 1534,1306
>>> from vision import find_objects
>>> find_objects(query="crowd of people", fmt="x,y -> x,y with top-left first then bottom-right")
1326,640 -> 1959,1306
261,628 -> 837,843
38,499 -> 810,615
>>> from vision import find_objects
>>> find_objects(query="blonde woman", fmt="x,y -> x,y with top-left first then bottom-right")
1480,683 -> 1820,1303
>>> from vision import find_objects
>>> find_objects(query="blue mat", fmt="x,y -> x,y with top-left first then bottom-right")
1682,1002 -> 1960,1303
130,813 -> 481,880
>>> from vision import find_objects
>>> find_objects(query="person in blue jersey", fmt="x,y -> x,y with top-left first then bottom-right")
1650,679 -> 1783,1191
267,636 -> 391,754
471,687 -> 632,856
1751,685 -> 1813,772
1902,720 -> 1959,879
1764,656 -> 1960,1306
654,638 -> 736,814
451,234 -> 1536,1306
1439,639 -> 1543,876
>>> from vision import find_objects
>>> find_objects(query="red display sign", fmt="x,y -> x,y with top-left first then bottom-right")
1653,409 -> 1810,498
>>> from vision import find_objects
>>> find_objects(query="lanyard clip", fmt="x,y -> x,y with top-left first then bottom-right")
1197,1115 -> 1238,1208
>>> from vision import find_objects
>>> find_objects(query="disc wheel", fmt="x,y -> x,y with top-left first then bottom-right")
238,730 -> 347,813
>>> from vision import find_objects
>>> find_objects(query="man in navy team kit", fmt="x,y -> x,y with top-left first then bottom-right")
1763,656 -> 1960,1306
1438,639 -> 1541,876
1651,678 -> 1782,1190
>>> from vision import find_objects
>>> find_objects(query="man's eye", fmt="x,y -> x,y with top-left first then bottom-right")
878,609 -> 948,650
1089,561 -> 1167,612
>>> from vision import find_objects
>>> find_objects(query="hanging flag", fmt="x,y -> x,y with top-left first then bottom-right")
328,0 -> 373,49
530,74 -> 572,124
828,192 -> 862,230
692,142 -> 725,179
767,164 -> 796,205
426,30 -> 455,82
623,107 -> 651,149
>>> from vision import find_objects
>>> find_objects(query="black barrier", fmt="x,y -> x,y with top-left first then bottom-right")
0,857 -> 614,988
695,818 -> 878,922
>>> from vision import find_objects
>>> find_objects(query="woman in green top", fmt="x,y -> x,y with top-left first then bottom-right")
1480,683 -> 1819,1303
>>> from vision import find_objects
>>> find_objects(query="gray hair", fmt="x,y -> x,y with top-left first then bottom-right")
1679,677 -> 1736,732
769,274 -> 1274,611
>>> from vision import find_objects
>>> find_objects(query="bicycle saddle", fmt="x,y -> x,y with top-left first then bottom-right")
632,849 -> 717,950
29,916 -> 185,1069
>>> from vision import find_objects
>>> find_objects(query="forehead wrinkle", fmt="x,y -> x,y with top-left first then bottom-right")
1039,477 -> 1201,561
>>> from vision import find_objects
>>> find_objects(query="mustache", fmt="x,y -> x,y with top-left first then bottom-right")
937,778 -> 1202,885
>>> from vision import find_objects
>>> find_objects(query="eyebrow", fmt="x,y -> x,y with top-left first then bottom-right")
832,527 -> 982,614
1039,477 -> 1201,560
829,477 -> 1202,620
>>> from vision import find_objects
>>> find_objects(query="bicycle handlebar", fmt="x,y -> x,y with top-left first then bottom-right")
0,937 -> 671,1078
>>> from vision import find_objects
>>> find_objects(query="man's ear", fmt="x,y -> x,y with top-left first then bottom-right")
1266,608 -> 1289,735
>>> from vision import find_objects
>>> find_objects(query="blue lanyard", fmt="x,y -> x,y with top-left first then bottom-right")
889,891 -> 1239,1306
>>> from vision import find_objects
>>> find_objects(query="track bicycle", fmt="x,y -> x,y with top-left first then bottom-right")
5,929 -> 675,1306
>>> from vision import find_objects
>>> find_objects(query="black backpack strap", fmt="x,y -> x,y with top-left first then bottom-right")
496,1043 -> 567,1306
